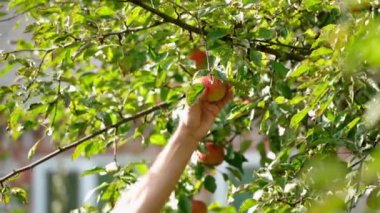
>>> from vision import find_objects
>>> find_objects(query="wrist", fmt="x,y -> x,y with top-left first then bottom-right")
177,123 -> 201,143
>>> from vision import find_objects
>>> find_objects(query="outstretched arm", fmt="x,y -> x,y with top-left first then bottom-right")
112,87 -> 232,213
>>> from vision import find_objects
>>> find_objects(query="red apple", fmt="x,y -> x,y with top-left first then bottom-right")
191,199 -> 208,213
189,49 -> 207,69
195,76 -> 227,102
197,142 -> 225,166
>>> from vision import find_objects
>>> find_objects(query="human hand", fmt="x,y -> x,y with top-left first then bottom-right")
179,85 -> 233,142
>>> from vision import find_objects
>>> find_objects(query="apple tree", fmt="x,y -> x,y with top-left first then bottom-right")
1,0 -> 380,212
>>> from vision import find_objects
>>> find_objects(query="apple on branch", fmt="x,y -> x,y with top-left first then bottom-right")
194,75 -> 228,102
191,199 -> 208,213
189,49 -> 207,70
197,142 -> 225,166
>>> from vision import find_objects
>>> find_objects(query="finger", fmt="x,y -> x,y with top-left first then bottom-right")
216,86 -> 233,109
198,86 -> 209,101
185,99 -> 202,122
203,102 -> 220,117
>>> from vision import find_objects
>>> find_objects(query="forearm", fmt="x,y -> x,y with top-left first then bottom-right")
113,125 -> 198,213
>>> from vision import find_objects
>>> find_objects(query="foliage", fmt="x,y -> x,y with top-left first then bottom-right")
1,0 -> 380,212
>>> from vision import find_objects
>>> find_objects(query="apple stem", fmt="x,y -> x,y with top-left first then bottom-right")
194,13 -> 211,73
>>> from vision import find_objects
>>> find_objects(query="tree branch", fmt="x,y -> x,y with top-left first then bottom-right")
250,38 -> 310,51
2,22 -> 164,56
101,21 -> 165,38
0,101 -> 173,184
123,0 -> 203,34
254,45 -> 305,61
0,4 -> 43,23
124,0 -> 307,61
26,49 -> 53,90
2,48 -> 51,54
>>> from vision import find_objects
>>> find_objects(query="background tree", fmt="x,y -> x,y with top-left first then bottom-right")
1,0 -> 380,212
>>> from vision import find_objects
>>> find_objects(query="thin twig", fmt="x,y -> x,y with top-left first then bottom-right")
101,21 -> 164,37
30,49 -> 53,87
276,197 -> 303,207
0,100 -> 175,184
349,154 -> 369,169
3,22 -> 163,56
179,64 -> 193,77
251,39 -> 310,51
4,48 -> 51,54
113,137 -> 118,164
166,0 -> 196,19
348,158 -> 364,212
123,0 -> 203,34
0,4 -> 43,23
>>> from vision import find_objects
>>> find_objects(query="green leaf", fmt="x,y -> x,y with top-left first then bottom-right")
310,47 -> 333,59
178,195 -> 191,213
27,103 -> 43,111
289,95 -> 306,105
156,66 -> 167,87
95,6 -> 115,18
186,83 -> 204,105
225,151 -> 247,172
72,140 -> 90,159
270,60 -> 288,78
239,199 -> 257,213
0,104 -> 6,112
0,63 -> 15,77
316,95 -> 334,116
149,134 -> 167,146
274,96 -> 286,104
257,28 -> 275,40
207,28 -> 228,42
240,140 -> 252,153
343,117 -> 360,134
204,175 -> 217,193
27,139 -> 42,160
98,112 -> 113,126
303,0 -> 321,10
227,167 -> 243,181
227,104 -> 251,120
134,163 -> 148,175
9,107 -> 23,140
290,107 -> 311,129
290,63 -> 310,78
209,203 -> 237,212
8,0 -> 26,9
81,167 -> 107,177
194,163 -> 205,180
10,187 -> 28,204
312,82 -> 329,104
249,50 -> 262,66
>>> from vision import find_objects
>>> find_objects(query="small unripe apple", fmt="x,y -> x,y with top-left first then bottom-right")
191,199 -> 207,213
195,76 -> 227,102
189,49 -> 207,69
197,142 -> 225,166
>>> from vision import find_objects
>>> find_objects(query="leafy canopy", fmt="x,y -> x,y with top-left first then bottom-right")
1,0 -> 380,212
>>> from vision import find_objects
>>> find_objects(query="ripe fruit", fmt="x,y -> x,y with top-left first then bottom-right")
189,49 -> 207,69
191,199 -> 207,213
197,142 -> 225,166
195,76 -> 227,102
